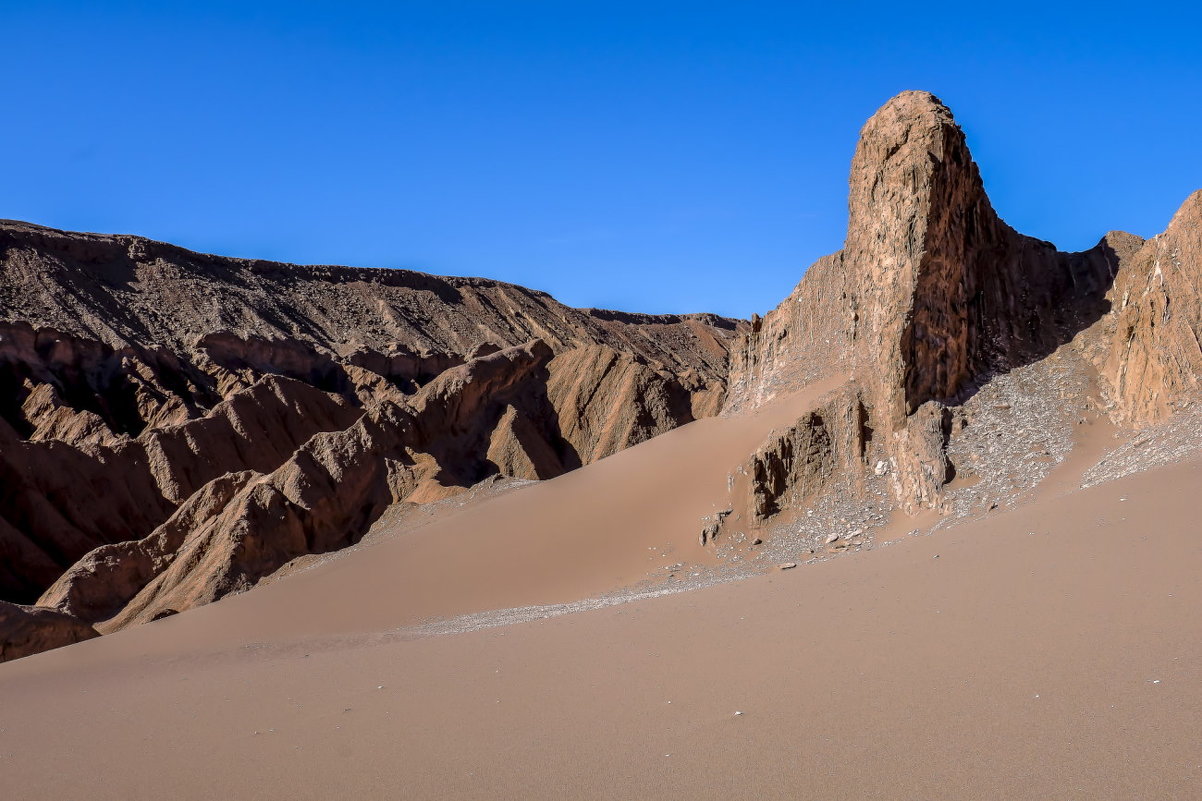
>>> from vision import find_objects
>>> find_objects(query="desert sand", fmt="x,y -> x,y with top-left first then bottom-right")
2,397 -> 1201,800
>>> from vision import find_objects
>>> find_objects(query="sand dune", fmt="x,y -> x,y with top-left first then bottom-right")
5,374 -> 845,666
224,373 -> 849,637
3,394 -> 1201,799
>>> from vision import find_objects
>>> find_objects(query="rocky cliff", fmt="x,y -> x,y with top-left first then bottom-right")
718,91 -> 1199,539
1092,191 -> 1202,422
0,224 -> 740,653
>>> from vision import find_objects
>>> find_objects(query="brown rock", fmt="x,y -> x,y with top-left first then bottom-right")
0,225 -> 740,654
62,341 -> 685,628
1091,191 -> 1202,422
740,387 -> 874,522
545,345 -> 696,465
0,600 -> 98,662
38,471 -> 257,624
728,91 -> 1134,514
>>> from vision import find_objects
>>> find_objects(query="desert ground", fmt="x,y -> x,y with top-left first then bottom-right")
3,394 -> 1201,800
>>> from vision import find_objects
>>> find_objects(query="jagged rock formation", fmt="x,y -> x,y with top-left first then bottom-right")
0,223 -> 739,655
740,386 -> 875,521
719,90 -> 1200,538
0,373 -> 364,605
1092,191 -> 1202,422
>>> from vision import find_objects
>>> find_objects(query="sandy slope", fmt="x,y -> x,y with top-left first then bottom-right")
237,373 -> 847,637
85,372 -> 848,652
3,391 -> 1201,799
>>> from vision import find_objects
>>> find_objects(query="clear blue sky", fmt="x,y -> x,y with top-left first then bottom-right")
3,2 -> 1200,318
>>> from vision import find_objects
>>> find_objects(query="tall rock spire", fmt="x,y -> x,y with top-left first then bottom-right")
842,90 -> 991,428
728,90 -> 1127,511
843,91 -> 1122,428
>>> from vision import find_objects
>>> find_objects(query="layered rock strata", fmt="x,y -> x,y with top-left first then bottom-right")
0,224 -> 739,655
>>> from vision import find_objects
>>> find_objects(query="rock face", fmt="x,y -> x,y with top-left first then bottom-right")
1092,191 -> 1202,422
839,94 -> 1117,424
725,91 -> 1169,516
0,601 -> 98,662
0,223 -> 740,657
718,91 -> 1201,542
743,387 -> 874,522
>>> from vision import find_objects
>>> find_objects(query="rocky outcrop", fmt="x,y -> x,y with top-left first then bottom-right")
839,94 -> 1119,425
139,375 -> 361,504
743,387 -> 874,521
545,345 -> 695,465
20,327 -> 719,633
727,91 -> 1144,516
0,413 -> 174,602
0,221 -> 739,651
1092,191 -> 1202,422
0,601 -> 98,662
38,471 -> 258,624
0,375 -> 361,604
19,338 -> 568,629
86,342 -> 561,628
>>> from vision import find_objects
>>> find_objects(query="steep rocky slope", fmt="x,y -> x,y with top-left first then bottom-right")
715,91 -> 1200,544
0,225 -> 740,652
1091,190 -> 1202,422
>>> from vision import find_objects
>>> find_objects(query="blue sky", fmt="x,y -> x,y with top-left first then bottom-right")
3,2 -> 1200,318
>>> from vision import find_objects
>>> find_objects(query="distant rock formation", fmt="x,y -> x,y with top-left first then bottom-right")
0,223 -> 739,657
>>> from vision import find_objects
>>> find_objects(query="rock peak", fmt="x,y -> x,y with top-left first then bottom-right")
875,89 -> 950,115
729,90 -> 1133,512
858,91 -> 956,147
846,90 -> 978,243
850,91 -> 967,192
1170,188 -> 1202,227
